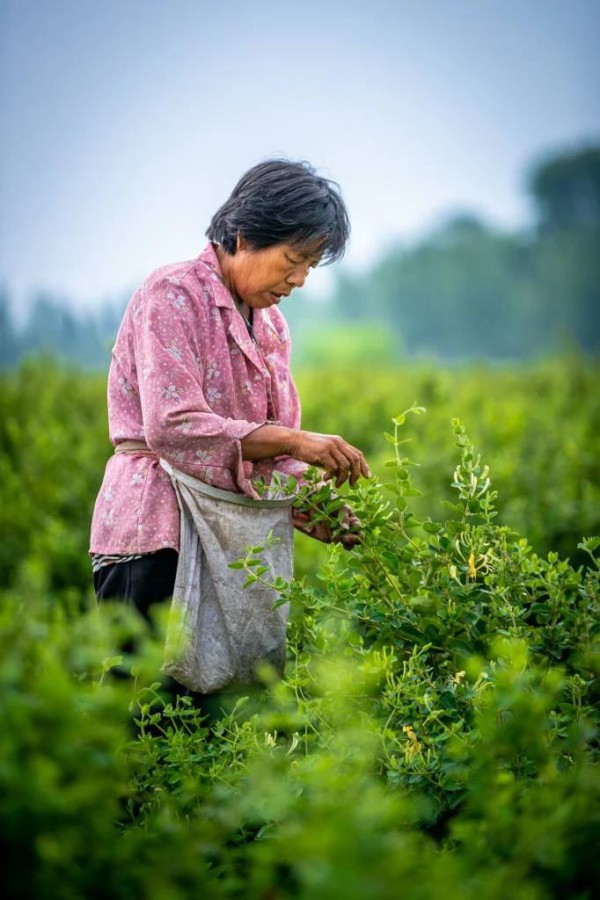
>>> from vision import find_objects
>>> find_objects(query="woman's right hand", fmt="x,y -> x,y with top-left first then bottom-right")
241,424 -> 370,487
286,430 -> 370,487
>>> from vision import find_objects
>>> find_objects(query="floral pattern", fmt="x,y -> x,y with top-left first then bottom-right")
90,243 -> 308,556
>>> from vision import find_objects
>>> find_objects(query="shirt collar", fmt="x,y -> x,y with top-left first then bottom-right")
194,242 -> 281,344
195,242 -> 237,309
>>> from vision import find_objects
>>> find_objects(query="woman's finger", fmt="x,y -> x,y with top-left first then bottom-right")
324,447 -> 351,486
348,453 -> 363,486
335,440 -> 370,485
334,448 -> 353,487
341,532 -> 363,549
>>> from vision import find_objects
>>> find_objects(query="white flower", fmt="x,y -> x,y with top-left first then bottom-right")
166,342 -> 182,362
130,472 -> 145,485
206,386 -> 222,403
206,361 -> 221,380
103,486 -> 114,501
118,376 -> 134,396
264,731 -> 278,748
161,384 -> 179,400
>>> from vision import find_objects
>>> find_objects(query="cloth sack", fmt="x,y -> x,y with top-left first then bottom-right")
160,460 -> 294,694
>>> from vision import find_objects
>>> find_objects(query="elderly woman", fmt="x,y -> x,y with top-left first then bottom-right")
90,159 -> 369,691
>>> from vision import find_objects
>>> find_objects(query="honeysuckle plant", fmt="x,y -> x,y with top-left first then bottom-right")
233,408 -> 600,821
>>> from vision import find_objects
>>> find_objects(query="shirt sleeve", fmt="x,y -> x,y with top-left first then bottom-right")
269,357 -> 311,487
133,278 -> 265,495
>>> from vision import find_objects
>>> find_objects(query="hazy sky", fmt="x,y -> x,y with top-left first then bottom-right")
1,0 -> 599,310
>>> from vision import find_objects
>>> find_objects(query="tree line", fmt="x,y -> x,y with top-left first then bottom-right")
1,144 -> 599,369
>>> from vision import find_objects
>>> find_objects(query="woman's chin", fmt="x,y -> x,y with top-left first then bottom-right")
248,293 -> 282,309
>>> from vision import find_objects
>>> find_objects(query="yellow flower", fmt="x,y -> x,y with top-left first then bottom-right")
402,725 -> 422,759
468,552 -> 477,579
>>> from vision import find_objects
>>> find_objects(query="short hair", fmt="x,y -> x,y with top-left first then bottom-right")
206,159 -> 350,265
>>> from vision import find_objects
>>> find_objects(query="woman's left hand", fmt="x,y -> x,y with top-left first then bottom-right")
292,503 -> 363,549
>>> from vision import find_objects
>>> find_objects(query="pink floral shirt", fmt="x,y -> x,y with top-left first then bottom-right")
89,243 -> 308,555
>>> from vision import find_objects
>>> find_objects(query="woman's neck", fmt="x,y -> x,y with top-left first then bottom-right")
213,243 -> 251,319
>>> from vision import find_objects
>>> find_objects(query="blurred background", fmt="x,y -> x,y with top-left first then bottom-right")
1,0 -> 599,365
0,0 -> 599,590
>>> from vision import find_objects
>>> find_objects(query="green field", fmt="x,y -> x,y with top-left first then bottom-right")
1,358 -> 599,898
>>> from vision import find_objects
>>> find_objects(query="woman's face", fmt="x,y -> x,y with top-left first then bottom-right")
225,236 -> 322,309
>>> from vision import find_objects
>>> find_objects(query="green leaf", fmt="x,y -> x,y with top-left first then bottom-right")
440,691 -> 458,712
579,536 -> 600,553
102,655 -> 123,672
422,521 -> 442,534
441,501 -> 464,516
396,623 -> 429,644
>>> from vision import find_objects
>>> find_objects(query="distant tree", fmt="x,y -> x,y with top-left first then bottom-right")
3,146 -> 599,367
528,145 -> 600,234
334,215 -> 538,360
0,289 -> 20,368
14,292 -> 124,369
325,143 -> 600,361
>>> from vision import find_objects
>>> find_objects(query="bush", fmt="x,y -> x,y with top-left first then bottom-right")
1,408 -> 598,898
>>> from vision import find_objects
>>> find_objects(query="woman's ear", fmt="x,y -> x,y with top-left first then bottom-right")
236,233 -> 249,253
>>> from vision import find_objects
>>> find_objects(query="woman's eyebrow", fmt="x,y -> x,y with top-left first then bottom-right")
287,247 -> 322,265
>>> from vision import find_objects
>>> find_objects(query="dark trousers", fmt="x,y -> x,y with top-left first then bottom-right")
93,549 -> 246,722
93,548 -> 179,620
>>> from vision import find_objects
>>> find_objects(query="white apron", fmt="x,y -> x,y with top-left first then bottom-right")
160,460 -> 294,694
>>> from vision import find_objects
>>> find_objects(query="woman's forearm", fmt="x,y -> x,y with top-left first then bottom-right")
240,424 -> 370,487
240,424 -> 296,460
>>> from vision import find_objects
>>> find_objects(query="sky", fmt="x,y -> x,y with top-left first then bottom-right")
1,0 -> 599,311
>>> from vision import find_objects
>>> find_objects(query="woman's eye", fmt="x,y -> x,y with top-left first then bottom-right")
286,255 -> 303,266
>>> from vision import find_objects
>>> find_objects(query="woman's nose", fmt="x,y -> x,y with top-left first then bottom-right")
287,264 -> 309,288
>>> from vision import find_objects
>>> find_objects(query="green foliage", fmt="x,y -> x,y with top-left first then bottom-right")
0,359 -> 110,595
1,399 -> 598,898
295,357 -> 600,575
291,322 -> 396,367
0,358 -> 598,594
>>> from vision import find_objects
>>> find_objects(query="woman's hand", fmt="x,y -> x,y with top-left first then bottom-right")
287,431 -> 370,487
292,503 -> 363,550
241,425 -> 370,488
